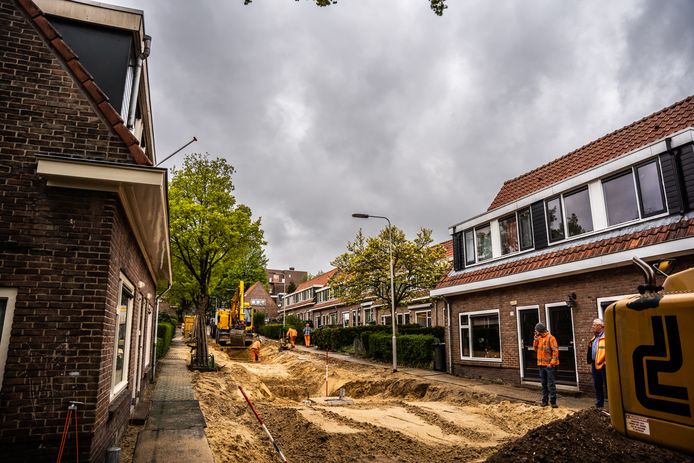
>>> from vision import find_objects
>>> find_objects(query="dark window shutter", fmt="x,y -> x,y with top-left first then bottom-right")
453,232 -> 465,271
531,201 -> 548,250
679,143 -> 694,211
659,151 -> 683,214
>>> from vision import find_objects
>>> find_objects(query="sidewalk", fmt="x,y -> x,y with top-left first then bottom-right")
132,335 -> 214,462
293,344 -> 596,410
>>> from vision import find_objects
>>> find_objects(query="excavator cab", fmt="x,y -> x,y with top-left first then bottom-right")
604,257 -> 693,454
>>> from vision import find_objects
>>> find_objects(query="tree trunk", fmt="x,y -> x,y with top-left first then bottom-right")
192,301 -> 209,369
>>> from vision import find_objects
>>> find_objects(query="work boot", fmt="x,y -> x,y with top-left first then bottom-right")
551,403 -> 558,408
541,402 -> 549,407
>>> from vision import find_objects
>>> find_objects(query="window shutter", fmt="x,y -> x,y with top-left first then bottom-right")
453,231 -> 465,271
531,201 -> 548,250
679,143 -> 694,211
659,150 -> 684,214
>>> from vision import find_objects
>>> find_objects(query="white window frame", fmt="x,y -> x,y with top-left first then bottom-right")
111,275 -> 135,401
515,305 -> 540,381
342,311 -> 350,327
0,288 -> 18,392
459,309 -> 502,362
143,302 -> 153,368
414,310 -> 432,327
544,301 -> 579,386
596,295 -> 628,320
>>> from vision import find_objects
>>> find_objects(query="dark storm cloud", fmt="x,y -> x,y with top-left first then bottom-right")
117,0 -> 693,274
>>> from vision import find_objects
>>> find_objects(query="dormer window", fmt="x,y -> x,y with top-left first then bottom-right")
603,159 -> 665,226
500,207 -> 533,255
475,224 -> 492,262
546,187 -> 593,243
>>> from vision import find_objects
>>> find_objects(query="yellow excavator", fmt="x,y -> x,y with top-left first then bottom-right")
604,257 -> 693,454
214,281 -> 255,347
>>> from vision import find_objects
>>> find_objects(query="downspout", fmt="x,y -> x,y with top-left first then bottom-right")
150,282 -> 171,382
126,34 -> 152,130
442,296 -> 452,374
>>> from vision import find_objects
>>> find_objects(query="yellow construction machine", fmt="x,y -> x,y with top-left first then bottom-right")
214,281 -> 255,347
604,257 -> 693,454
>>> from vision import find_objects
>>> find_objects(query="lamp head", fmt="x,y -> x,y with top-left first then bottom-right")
352,213 -> 370,219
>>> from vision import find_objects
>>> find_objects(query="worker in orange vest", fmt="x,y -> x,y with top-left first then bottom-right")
533,322 -> 559,408
588,318 -> 607,409
249,335 -> 262,362
286,327 -> 298,348
303,322 -> 313,347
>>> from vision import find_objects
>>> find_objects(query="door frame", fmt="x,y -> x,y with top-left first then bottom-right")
516,305 -> 540,382
544,302 -> 579,386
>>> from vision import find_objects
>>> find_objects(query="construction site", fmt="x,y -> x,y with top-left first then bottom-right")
123,337 -> 688,463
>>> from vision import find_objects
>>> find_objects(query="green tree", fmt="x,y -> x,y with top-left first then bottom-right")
330,226 -> 448,328
243,0 -> 448,16
168,153 -> 266,368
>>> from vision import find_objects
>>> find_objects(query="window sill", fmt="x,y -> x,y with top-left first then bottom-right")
459,357 -> 502,365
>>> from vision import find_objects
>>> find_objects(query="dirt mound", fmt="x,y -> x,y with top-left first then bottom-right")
485,408 -> 693,463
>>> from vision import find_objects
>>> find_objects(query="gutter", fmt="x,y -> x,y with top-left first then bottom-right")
150,282 -> 171,382
127,34 -> 152,130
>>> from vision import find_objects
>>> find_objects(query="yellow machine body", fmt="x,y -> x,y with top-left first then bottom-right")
215,281 -> 254,347
183,315 -> 195,338
605,267 -> 694,454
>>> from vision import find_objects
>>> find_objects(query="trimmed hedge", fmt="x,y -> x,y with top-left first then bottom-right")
258,323 -> 285,339
366,332 -> 437,368
156,319 -> 176,358
313,323 -> 442,351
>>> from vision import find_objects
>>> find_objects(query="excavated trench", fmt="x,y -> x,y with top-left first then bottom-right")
191,341 -> 574,463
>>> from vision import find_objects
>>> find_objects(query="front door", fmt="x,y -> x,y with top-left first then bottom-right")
546,304 -> 577,386
518,307 -> 539,381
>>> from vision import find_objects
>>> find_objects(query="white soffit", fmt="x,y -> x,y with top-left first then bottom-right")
36,156 -> 171,285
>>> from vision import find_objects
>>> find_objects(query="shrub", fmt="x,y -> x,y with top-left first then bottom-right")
398,334 -> 437,368
398,324 -> 444,341
157,321 -> 175,356
258,323 -> 285,339
367,332 -> 392,361
156,337 -> 165,359
253,311 -> 266,330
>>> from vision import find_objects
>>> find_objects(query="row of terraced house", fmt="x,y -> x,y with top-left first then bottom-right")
282,95 -> 694,395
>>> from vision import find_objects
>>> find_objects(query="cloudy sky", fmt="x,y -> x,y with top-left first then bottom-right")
114,0 -> 692,275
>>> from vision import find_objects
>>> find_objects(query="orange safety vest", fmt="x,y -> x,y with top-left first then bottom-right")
533,332 -> 559,367
589,333 -> 606,370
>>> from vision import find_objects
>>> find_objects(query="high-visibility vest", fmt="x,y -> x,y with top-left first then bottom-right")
590,333 -> 606,370
533,332 -> 559,367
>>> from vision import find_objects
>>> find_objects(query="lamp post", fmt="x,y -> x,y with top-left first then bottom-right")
352,213 -> 397,372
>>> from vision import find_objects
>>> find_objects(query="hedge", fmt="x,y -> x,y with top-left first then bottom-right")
258,323 -> 285,339
156,320 -> 176,358
366,332 -> 437,367
313,323 -> 441,351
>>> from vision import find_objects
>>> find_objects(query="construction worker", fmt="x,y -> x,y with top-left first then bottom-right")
587,318 -> 607,409
533,322 -> 559,408
286,327 -> 298,348
249,335 -> 262,362
303,322 -> 313,347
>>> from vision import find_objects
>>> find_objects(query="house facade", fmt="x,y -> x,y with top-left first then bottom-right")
432,96 -> 694,392
245,281 -> 279,321
267,267 -> 307,307
0,0 -> 170,461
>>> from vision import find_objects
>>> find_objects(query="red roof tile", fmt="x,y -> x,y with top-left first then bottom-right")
488,96 -> 694,211
294,268 -> 338,292
16,0 -> 152,166
437,218 -> 694,289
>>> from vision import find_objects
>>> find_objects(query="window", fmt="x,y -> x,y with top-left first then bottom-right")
329,312 -> 338,326
112,277 -> 134,398
459,310 -> 501,360
596,295 -> 627,320
381,314 -> 392,325
546,196 -> 565,242
415,310 -> 432,327
518,208 -> 533,250
352,310 -> 361,326
464,230 -> 475,265
636,160 -> 666,217
499,215 -> 518,255
475,224 -> 492,261
342,312 -> 350,327
564,188 -> 593,237
364,308 -> 372,324
0,288 -> 17,391
397,313 -> 410,325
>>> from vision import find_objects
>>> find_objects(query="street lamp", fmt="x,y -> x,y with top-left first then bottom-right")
352,213 -> 397,372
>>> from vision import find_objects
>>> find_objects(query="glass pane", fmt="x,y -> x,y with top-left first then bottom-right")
114,285 -> 132,386
518,208 -> 533,250
0,298 -> 6,343
476,224 -> 492,261
564,188 -> 593,237
499,215 -> 519,255
636,161 -> 665,216
603,172 -> 639,225
471,314 -> 500,358
464,230 -> 475,264
460,314 -> 469,326
461,328 -> 470,357
546,197 -> 565,242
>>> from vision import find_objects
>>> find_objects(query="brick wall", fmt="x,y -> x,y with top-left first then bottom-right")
0,1 -> 156,461
445,255 -> 694,392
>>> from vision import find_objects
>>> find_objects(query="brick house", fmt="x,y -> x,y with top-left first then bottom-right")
0,0 -> 170,461
266,267 -> 307,307
245,281 -> 279,321
431,96 -> 694,392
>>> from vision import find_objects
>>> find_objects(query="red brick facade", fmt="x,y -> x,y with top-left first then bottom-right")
0,1 -> 161,460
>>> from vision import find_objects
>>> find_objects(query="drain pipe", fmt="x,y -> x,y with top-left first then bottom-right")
150,282 -> 171,382
127,34 -> 152,130
443,296 -> 452,374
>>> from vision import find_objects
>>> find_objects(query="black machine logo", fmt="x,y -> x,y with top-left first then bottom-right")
632,315 -> 691,417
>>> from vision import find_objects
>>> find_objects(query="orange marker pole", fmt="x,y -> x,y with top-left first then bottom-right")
325,351 -> 329,397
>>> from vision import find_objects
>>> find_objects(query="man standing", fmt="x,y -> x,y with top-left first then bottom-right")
286,326 -> 298,348
587,318 -> 606,409
303,322 -> 312,347
249,335 -> 262,362
533,322 -> 559,408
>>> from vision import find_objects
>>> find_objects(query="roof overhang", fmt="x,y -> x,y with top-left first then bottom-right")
36,155 -> 172,286
430,236 -> 694,298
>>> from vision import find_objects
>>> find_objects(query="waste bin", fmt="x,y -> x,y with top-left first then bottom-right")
432,343 -> 446,372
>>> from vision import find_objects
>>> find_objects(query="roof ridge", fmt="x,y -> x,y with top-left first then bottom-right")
489,94 -> 694,210
15,0 -> 152,166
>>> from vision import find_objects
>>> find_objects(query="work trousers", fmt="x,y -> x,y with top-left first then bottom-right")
289,335 -> 296,348
250,348 -> 260,362
539,366 -> 557,405
592,364 -> 606,408
304,335 -> 311,347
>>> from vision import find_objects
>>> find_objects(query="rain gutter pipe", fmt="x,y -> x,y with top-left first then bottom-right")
126,34 -> 152,130
150,282 -> 172,382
